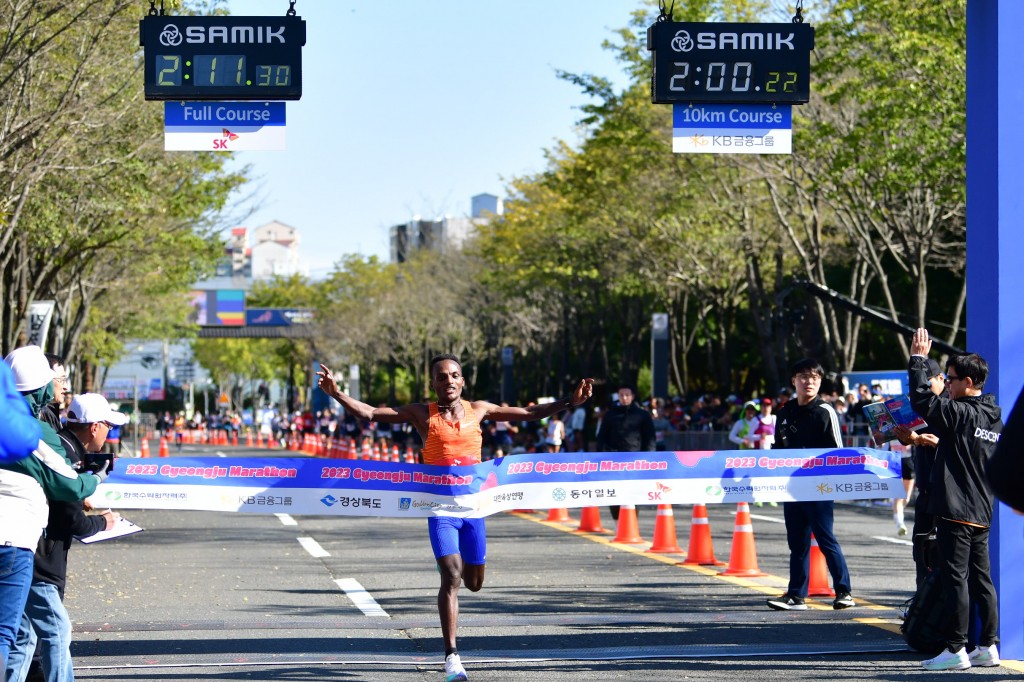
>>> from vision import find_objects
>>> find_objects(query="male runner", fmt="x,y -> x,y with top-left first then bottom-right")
317,354 -> 593,681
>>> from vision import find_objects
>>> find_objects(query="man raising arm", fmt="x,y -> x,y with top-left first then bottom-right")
317,354 -> 593,682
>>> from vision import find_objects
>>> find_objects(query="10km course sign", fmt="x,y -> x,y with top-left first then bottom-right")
673,103 -> 792,154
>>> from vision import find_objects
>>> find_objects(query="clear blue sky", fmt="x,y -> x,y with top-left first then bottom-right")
223,0 -> 639,276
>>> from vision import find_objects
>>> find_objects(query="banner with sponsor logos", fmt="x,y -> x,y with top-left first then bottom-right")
93,448 -> 902,517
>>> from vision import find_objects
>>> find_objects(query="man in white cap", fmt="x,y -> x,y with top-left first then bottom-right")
6,394 -> 122,682
0,347 -> 106,673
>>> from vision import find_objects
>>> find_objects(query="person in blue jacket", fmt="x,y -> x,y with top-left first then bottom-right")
0,347 -> 106,671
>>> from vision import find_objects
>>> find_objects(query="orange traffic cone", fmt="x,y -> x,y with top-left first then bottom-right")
807,534 -> 835,596
574,506 -> 608,533
231,431 -> 239,447
681,504 -> 724,566
545,508 -> 573,522
255,431 -> 263,448
245,431 -> 254,447
268,434 -> 277,449
612,505 -> 645,544
721,502 -> 766,576
391,445 -> 400,462
648,504 -> 684,553
361,439 -> 371,460
139,438 -> 150,458
404,446 -> 415,463
158,437 -> 169,458
373,443 -> 381,461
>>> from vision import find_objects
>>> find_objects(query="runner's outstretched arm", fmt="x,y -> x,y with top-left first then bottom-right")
478,378 -> 594,422
316,364 -> 425,425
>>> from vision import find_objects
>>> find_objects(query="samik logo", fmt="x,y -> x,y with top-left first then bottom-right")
695,32 -> 796,51
159,24 -> 183,47
184,25 -> 286,44
671,30 -> 694,53
974,427 -> 1001,443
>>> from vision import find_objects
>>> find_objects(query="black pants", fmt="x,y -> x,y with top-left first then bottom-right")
935,518 -> 998,650
911,491 -> 937,589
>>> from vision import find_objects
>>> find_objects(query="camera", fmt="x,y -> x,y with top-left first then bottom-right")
85,451 -> 115,475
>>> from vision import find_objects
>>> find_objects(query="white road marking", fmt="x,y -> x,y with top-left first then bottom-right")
749,514 -> 786,524
216,451 -> 227,458
297,536 -> 330,557
335,578 -> 390,617
871,535 -> 914,546
275,513 -> 297,526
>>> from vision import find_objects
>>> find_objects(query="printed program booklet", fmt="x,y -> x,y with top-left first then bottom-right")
862,396 -> 927,445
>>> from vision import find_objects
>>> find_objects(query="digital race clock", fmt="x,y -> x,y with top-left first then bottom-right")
140,15 -> 306,101
649,22 -> 814,105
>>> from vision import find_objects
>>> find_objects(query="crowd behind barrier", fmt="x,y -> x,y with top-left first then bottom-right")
133,383 -> 887,462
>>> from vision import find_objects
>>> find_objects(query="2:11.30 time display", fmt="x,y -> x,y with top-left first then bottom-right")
665,61 -> 798,96
154,54 -> 292,88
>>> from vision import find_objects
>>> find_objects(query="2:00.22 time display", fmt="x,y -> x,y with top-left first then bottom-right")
668,61 -> 798,94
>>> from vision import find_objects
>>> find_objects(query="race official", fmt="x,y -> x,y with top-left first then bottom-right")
908,329 -> 1002,671
767,358 -> 855,612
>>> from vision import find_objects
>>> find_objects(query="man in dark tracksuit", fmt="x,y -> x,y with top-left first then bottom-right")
596,386 -> 655,520
909,329 -> 1002,671
767,358 -> 855,611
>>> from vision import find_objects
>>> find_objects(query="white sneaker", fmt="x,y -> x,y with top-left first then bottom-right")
922,647 -> 971,671
897,524 -> 908,536
968,644 -> 1000,667
445,653 -> 468,681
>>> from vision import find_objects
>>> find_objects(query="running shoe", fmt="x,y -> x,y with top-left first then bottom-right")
767,593 -> 807,610
968,644 -> 1000,667
897,524 -> 908,536
922,647 -> 970,671
833,592 -> 855,609
445,653 -> 468,681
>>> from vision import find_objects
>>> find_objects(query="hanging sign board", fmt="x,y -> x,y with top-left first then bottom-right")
164,101 -> 286,151
672,103 -> 792,154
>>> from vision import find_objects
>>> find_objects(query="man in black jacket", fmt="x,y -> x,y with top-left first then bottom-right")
6,394 -> 121,682
767,358 -> 855,611
596,386 -> 655,520
988,383 -> 1024,513
908,329 -> 1002,671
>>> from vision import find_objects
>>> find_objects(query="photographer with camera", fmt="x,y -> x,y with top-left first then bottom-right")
6,394 -> 122,682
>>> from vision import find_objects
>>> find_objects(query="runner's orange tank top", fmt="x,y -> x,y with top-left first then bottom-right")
421,400 -> 482,466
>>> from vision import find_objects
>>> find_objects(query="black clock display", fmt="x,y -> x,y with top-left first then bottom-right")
649,21 -> 814,105
141,15 -> 306,101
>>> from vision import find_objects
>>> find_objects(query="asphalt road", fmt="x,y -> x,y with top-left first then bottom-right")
59,444 -> 1020,681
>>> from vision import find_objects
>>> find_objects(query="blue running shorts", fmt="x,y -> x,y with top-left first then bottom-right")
428,517 -> 486,564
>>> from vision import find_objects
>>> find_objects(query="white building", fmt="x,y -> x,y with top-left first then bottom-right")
251,221 -> 304,280
389,193 -> 503,264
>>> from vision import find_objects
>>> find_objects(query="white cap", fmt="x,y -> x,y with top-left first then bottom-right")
4,345 -> 55,392
66,393 -> 129,426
